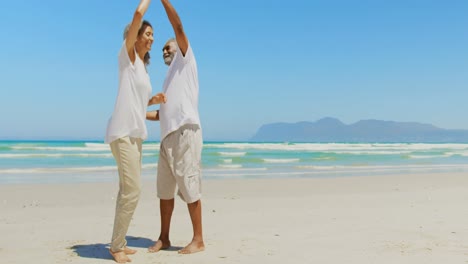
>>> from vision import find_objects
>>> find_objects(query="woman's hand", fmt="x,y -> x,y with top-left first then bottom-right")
148,93 -> 167,105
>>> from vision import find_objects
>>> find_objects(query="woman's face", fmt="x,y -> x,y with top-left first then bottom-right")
137,26 -> 154,52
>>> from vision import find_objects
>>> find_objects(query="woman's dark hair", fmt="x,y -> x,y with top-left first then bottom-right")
139,20 -> 152,66
123,20 -> 153,66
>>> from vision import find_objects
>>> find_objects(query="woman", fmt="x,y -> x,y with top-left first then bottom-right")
105,0 -> 166,262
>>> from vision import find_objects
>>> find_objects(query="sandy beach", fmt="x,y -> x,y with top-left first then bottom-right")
1,172 -> 468,263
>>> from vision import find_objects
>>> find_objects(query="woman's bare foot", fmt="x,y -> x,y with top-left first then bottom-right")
109,249 -> 132,263
178,240 -> 205,254
123,247 -> 137,255
148,240 -> 171,253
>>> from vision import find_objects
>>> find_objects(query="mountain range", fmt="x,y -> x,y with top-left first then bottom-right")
250,117 -> 468,143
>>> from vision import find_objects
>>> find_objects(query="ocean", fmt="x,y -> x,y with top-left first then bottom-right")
1,141 -> 468,184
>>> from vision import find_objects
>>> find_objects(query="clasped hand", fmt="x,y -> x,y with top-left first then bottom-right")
149,93 -> 167,105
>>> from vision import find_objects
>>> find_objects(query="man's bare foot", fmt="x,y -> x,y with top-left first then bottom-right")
123,247 -> 137,255
178,240 -> 205,254
109,249 -> 132,263
148,240 -> 171,253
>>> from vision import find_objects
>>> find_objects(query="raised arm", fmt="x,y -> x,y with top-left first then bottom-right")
126,0 -> 151,54
161,0 -> 188,55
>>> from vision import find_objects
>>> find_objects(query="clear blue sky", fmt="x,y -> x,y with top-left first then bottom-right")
0,0 -> 467,141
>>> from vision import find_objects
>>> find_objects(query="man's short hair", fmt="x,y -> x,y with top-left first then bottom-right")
166,38 -> 177,46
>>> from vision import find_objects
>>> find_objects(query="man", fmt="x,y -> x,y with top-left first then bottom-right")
147,0 -> 204,255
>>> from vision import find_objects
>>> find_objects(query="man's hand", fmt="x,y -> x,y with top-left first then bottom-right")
149,93 -> 167,106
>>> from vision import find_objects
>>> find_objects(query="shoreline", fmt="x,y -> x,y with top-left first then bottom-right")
2,163 -> 468,185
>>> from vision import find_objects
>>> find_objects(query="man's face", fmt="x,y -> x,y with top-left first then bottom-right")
162,41 -> 177,66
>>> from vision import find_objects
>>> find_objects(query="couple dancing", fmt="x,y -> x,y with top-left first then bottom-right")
104,0 -> 203,262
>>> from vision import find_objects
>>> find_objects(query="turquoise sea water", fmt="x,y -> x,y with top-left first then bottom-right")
1,141 -> 468,184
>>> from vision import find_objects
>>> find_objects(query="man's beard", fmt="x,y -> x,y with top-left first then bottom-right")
164,53 -> 175,66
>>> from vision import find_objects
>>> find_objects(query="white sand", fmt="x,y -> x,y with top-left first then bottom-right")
1,172 -> 468,263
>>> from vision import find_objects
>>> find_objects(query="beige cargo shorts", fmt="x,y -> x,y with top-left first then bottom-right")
157,124 -> 202,203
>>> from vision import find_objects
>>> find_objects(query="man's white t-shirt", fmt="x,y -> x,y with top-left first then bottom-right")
105,41 -> 152,144
159,44 -> 201,141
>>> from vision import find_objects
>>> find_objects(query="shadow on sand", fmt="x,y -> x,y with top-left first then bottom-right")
70,236 -> 157,260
